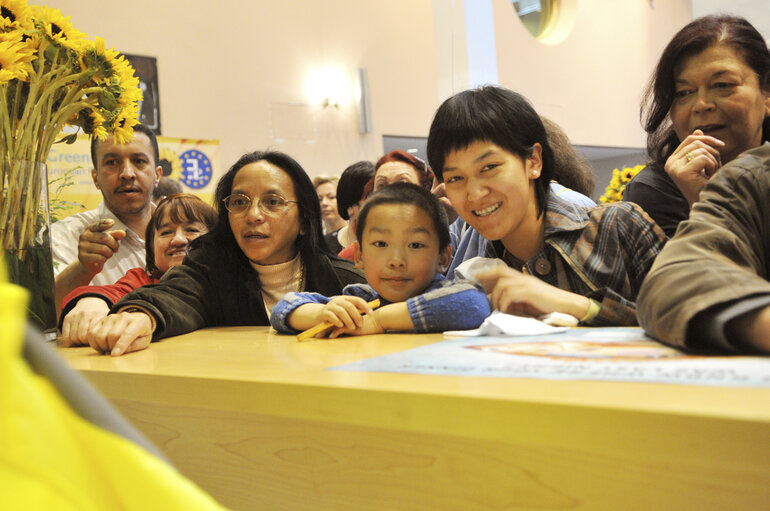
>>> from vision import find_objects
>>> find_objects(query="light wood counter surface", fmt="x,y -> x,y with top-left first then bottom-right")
57,327 -> 770,510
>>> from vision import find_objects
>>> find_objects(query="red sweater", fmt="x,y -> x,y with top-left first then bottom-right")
61,268 -> 158,312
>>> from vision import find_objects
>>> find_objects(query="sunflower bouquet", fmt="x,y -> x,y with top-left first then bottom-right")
0,0 -> 141,331
600,164 -> 646,204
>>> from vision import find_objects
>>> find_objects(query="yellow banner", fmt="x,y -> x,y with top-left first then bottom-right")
47,134 -> 221,220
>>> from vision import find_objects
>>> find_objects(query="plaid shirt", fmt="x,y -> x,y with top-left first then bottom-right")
486,193 -> 667,326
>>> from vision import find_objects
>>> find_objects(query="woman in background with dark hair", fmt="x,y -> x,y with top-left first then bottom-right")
84,151 -> 365,356
328,160 -> 375,255
624,14 -> 770,237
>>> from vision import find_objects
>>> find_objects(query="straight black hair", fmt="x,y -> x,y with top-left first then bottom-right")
336,160 -> 375,219
426,86 -> 554,217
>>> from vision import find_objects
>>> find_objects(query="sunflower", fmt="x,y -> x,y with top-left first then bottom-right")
110,103 -> 139,144
78,36 -> 109,79
32,5 -> 87,53
1,28 -> 35,58
630,164 -> 645,180
68,107 -> 108,140
89,110 -> 108,140
0,0 -> 32,30
159,148 -> 184,181
1,1 -> 143,266
0,32 -> 33,83
104,50 -> 141,106
600,164 -> 647,204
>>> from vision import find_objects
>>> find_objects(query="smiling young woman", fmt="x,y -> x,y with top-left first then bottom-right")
428,86 -> 667,326
623,14 -> 770,237
79,151 -> 365,356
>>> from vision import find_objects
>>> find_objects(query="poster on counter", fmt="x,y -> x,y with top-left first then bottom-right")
330,327 -> 770,388
46,134 -> 220,220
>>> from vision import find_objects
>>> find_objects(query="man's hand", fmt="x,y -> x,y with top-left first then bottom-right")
60,297 -> 111,347
54,220 -> 128,320
77,219 -> 127,277
87,311 -> 154,356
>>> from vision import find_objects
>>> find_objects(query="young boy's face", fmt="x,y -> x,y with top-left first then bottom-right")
354,203 -> 451,303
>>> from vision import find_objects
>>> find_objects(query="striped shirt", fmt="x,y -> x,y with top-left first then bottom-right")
486,193 -> 667,326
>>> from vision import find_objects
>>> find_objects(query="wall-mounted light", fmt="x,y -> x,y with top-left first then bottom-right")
307,67 -> 350,108
355,68 -> 372,134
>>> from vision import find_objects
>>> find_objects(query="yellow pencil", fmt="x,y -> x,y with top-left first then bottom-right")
296,299 -> 381,342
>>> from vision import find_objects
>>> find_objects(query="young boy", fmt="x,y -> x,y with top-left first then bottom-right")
270,183 -> 491,337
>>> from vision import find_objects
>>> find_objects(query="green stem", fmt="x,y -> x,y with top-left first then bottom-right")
13,39 -> 51,161
0,85 -> 9,158
40,99 -> 99,162
17,160 -> 43,251
10,77 -> 22,141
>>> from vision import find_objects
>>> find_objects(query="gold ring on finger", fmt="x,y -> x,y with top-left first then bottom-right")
686,152 -> 694,162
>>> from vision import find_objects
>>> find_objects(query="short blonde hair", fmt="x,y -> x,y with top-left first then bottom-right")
313,175 -> 339,188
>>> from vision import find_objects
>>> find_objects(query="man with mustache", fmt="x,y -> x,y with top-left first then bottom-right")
52,124 -> 162,313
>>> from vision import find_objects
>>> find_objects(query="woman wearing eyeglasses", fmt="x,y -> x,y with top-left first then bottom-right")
85,151 -> 365,356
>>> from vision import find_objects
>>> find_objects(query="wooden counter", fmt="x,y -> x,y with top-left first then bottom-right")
57,327 -> 770,510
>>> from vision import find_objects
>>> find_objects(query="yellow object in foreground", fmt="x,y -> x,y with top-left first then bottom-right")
0,264 -> 229,510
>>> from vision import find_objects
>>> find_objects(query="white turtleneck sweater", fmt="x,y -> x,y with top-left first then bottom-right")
251,254 -> 303,314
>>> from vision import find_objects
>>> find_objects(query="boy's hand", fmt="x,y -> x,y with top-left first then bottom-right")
328,312 -> 386,338
318,296 -> 375,333
327,302 -> 412,338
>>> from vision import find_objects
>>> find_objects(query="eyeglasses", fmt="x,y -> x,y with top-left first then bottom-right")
222,193 -> 298,216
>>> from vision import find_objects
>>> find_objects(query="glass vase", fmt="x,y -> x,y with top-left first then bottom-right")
1,159 -> 56,340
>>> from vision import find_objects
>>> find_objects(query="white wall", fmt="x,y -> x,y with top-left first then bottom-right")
692,0 -> 770,38
52,0 -> 440,177
52,0 -> 764,181
490,0 -> 692,148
